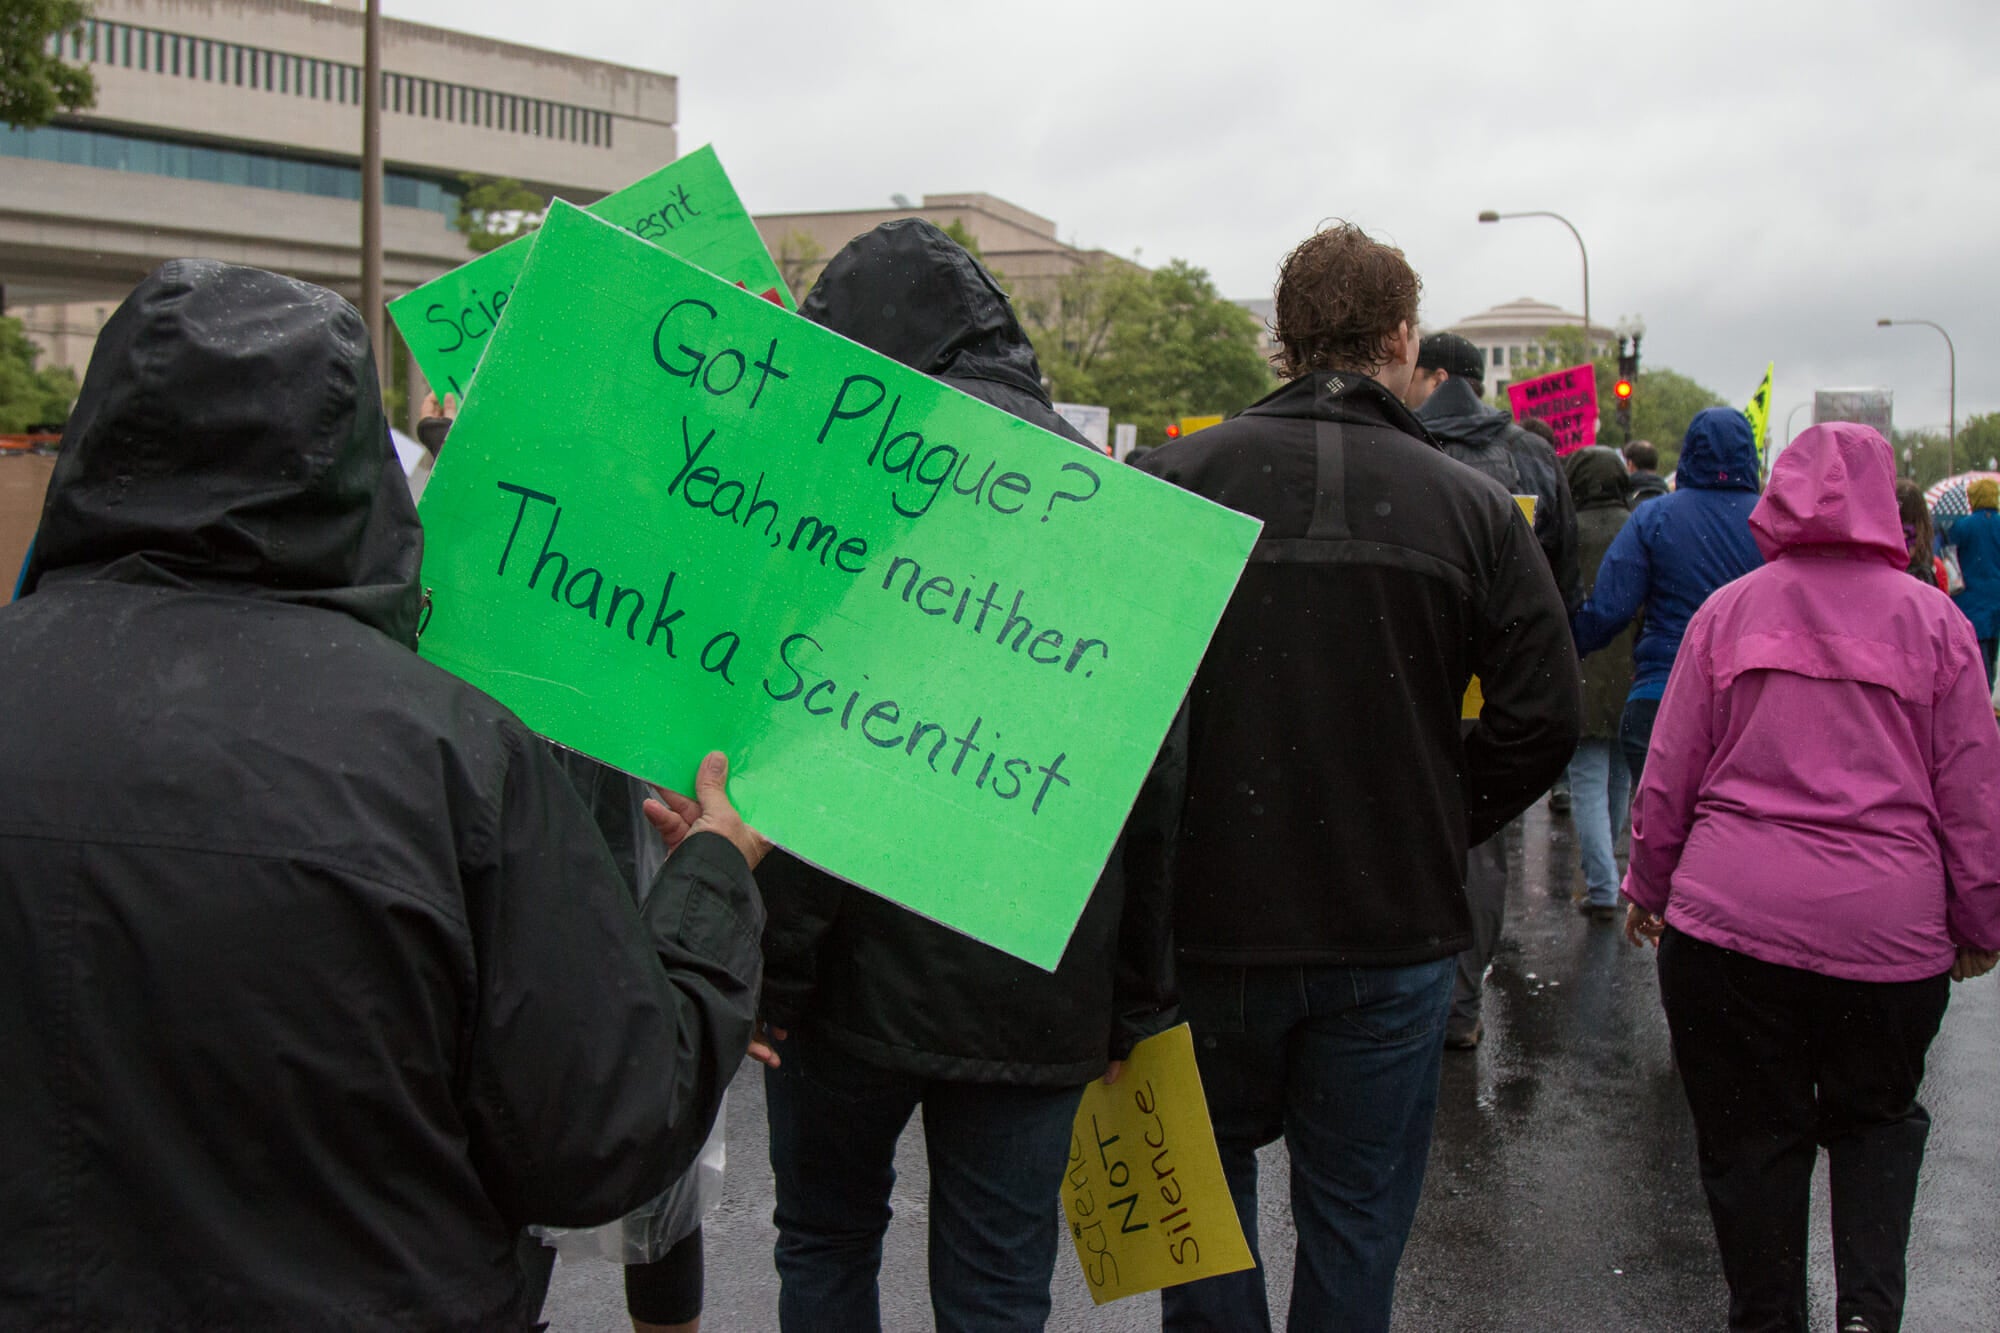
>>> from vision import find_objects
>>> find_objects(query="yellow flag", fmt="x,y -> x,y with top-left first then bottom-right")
1745,363 -> 1774,464
1061,1024 -> 1255,1303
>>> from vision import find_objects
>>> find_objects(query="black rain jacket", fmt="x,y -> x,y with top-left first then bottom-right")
1137,371 -> 1580,966
1418,375 -> 1584,610
1564,447 -> 1638,738
0,261 -> 761,1330
755,220 -> 1180,1084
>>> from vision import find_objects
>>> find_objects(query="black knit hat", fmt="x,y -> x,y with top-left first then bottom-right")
1417,331 -> 1485,381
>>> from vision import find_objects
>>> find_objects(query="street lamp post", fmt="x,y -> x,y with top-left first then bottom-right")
1480,209 -> 1590,349
1877,317 -> 1956,476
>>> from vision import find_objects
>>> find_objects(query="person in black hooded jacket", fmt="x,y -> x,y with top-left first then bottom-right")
755,220 -> 1179,1333
0,260 -> 765,1331
1404,331 -> 1582,610
1402,330 -> 1584,1047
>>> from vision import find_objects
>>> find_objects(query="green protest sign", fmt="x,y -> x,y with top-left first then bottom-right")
388,145 -> 788,401
416,202 -> 1259,968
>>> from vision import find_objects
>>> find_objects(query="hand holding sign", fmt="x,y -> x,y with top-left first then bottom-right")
641,751 -> 771,869
1062,1024 -> 1254,1302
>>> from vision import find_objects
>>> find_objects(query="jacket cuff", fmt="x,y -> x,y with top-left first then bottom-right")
758,984 -> 807,1032
1621,867 -> 1667,916
1110,1002 -> 1182,1062
649,831 -> 764,986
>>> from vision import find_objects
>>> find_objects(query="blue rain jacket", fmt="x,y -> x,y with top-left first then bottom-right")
1571,408 -> 1764,700
1948,507 -> 2000,639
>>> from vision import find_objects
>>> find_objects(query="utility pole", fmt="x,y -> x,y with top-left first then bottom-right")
361,0 -> 386,383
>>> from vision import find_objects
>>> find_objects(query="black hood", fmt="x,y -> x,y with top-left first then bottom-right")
18,260 -> 423,646
1414,375 -> 1512,448
1565,445 -> 1633,509
801,218 -> 1057,410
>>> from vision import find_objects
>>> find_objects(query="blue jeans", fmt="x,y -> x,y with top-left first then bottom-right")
1568,738 -> 1631,906
1620,694 -> 1662,787
763,1028 -> 1084,1333
1160,958 -> 1457,1333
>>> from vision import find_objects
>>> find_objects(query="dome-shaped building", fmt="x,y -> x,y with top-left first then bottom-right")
1441,297 -> 1614,398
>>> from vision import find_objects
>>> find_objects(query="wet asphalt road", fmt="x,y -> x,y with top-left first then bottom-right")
544,798 -> 2000,1331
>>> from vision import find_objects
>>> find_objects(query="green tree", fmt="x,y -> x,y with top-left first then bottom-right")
1890,430 -> 1957,489
453,176 -> 548,254
1025,258 -> 1272,444
0,315 -> 79,432
1957,412 -> 2000,474
939,219 -> 984,264
1018,258 -> 1147,405
1880,415 -> 2000,486
1,0 -> 95,129
1530,326 -> 1726,471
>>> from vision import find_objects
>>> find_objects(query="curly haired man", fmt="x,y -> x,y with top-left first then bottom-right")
1137,223 -> 1579,1333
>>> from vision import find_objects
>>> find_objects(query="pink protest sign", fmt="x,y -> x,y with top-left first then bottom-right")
1507,365 -> 1599,456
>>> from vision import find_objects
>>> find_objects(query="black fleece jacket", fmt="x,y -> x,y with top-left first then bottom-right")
1138,371 -> 1580,966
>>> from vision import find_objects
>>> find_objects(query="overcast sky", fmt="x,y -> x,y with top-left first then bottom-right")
390,0 -> 1999,447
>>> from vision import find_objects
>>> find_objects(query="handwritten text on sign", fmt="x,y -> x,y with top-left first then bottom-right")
1063,1025 -> 1254,1303
414,203 -> 1259,969
388,145 -> 788,401
1506,364 -> 1599,456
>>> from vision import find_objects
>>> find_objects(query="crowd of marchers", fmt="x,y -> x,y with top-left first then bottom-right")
1,214 -> 1996,1333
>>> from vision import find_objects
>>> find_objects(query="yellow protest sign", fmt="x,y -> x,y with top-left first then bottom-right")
1746,363 -> 1774,464
1062,1024 -> 1253,1303
1462,495 -> 1538,720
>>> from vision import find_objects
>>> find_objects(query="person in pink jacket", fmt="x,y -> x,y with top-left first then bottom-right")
1622,422 -> 2000,1333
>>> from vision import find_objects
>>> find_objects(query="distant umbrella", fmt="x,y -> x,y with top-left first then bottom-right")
1925,471 -> 2000,524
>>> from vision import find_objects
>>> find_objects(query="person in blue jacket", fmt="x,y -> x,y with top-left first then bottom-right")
1571,408 -> 1764,784
1944,477 -> 2000,685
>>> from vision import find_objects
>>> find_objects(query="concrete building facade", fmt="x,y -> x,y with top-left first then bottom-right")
3,0 -> 680,377
755,193 -> 1124,315
1230,295 -> 1279,371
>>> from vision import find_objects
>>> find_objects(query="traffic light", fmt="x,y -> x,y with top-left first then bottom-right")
1164,422 -> 1181,439
1610,329 -> 1643,442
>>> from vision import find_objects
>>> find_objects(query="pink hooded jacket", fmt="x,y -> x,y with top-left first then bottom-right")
1625,423 -> 2000,980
